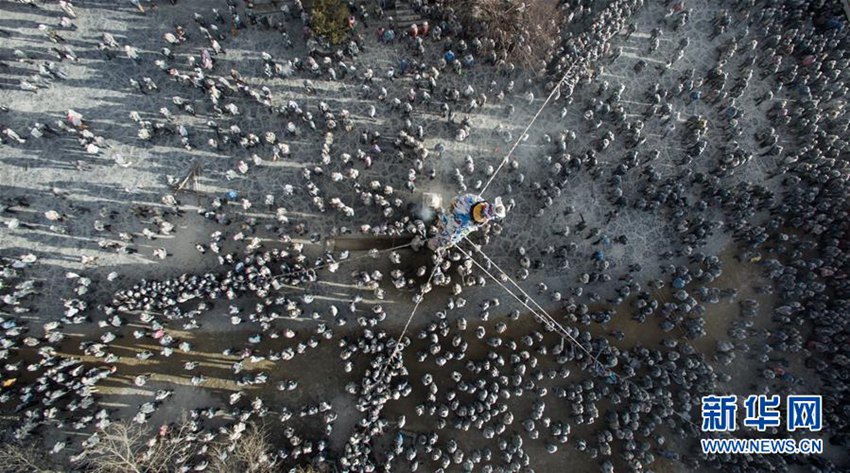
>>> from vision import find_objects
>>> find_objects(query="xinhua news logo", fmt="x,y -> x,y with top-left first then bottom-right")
700,395 -> 824,455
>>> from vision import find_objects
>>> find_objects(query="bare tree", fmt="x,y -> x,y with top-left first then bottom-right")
293,466 -> 321,473
81,418 -> 286,473
435,0 -> 564,68
211,423 -> 278,473
0,442 -> 59,473
82,419 -> 200,473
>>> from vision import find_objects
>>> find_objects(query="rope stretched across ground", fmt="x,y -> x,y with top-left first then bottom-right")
481,0 -> 645,196
458,240 -> 710,435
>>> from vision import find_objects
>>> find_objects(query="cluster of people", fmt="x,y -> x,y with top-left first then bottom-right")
0,0 -> 848,472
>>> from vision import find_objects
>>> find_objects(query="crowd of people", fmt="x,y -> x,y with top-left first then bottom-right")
0,0 -> 848,471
